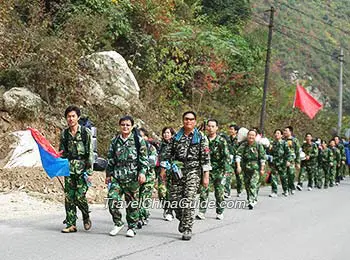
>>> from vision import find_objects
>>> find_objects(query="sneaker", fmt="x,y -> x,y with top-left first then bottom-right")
216,214 -> 224,220
237,193 -> 242,198
136,220 -> 143,229
282,191 -> 289,197
291,190 -> 295,195
165,214 -> 173,222
143,218 -> 149,226
296,184 -> 302,191
269,193 -> 277,198
224,193 -> 230,199
336,182 -> 339,186
182,230 -> 192,241
109,225 -> 123,236
195,212 -> 206,220
126,228 -> 136,238
83,218 -> 92,231
178,221 -> 185,233
248,203 -> 254,210
308,187 -> 312,191
61,226 -> 77,233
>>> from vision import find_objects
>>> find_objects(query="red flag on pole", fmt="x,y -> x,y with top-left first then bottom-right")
293,85 -> 323,119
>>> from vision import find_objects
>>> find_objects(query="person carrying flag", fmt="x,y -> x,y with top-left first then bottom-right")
59,105 -> 94,233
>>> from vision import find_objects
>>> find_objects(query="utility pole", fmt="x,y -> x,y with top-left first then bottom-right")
259,6 -> 275,136
337,48 -> 344,135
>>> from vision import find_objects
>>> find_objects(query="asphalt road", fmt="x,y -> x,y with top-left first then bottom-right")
1,180 -> 350,260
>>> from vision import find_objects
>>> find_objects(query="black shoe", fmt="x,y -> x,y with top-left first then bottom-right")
178,221 -> 185,233
182,230 -> 192,241
83,218 -> 92,231
248,203 -> 254,210
136,220 -> 143,229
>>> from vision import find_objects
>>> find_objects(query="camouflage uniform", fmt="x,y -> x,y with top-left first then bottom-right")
336,143 -> 346,183
227,136 -> 243,196
330,146 -> 341,186
319,147 -> 333,188
300,142 -> 319,188
106,133 -> 149,229
157,140 -> 173,216
161,128 -> 211,233
285,137 -> 300,192
199,134 -> 231,215
236,141 -> 266,204
59,125 -> 94,228
138,141 -> 157,223
269,139 -> 292,194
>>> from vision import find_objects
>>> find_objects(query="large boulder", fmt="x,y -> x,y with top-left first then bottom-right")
79,51 -> 142,112
3,87 -> 44,118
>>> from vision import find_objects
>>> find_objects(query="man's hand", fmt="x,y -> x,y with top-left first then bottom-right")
138,173 -> 146,185
202,171 -> 209,188
105,177 -> 111,185
342,160 -> 346,165
160,168 -> 167,183
224,172 -> 230,177
306,155 -> 310,161
236,165 -> 242,174
286,161 -> 291,167
296,164 -> 301,170
260,168 -> 265,176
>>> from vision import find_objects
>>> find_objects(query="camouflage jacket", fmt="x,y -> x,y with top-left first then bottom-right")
301,142 -> 319,165
269,139 -> 292,167
337,143 -> 346,162
208,134 -> 231,173
106,133 -> 149,183
319,148 -> 333,166
285,136 -> 301,164
59,125 -> 94,175
331,146 -> 341,166
227,136 -> 239,163
236,141 -> 266,171
145,141 -> 158,181
161,128 -> 211,173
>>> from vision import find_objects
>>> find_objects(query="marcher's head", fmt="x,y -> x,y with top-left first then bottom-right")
305,133 -> 313,143
162,127 -> 175,141
321,140 -> 327,149
139,127 -> 149,141
182,111 -> 197,132
247,129 -> 257,144
329,139 -> 336,147
64,105 -> 81,128
206,119 -> 218,136
334,136 -> 340,144
284,126 -> 293,138
228,124 -> 239,136
119,116 -> 134,136
274,129 -> 283,140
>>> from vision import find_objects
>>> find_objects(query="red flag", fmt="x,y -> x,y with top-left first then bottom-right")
293,85 -> 323,119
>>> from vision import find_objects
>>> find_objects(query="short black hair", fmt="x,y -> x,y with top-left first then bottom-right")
64,105 -> 81,118
139,127 -> 149,137
182,111 -> 197,120
119,115 -> 134,126
162,127 -> 176,136
305,132 -> 312,138
274,129 -> 283,135
285,126 -> 293,133
248,129 -> 257,135
207,119 -> 218,126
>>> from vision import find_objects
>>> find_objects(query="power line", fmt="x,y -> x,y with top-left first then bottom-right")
276,1 -> 350,36
308,0 -> 350,21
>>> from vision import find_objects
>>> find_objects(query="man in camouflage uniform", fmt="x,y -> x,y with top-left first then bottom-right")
299,133 -> 319,191
105,116 -> 148,238
59,105 -> 94,233
137,128 -> 157,227
226,124 -> 243,198
196,119 -> 231,220
283,126 -> 301,194
319,140 -> 333,189
161,111 -> 211,241
236,129 -> 266,210
268,129 -> 292,197
329,139 -> 340,187
334,136 -> 346,184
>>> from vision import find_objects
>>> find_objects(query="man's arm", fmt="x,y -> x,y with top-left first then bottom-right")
105,138 -> 116,179
86,128 -> 94,176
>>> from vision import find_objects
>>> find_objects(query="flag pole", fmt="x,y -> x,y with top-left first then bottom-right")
56,177 -> 65,190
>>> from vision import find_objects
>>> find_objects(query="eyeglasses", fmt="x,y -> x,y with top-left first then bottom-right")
120,124 -> 131,127
184,117 -> 195,121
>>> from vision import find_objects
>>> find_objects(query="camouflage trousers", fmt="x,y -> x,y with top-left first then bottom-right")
300,164 -> 318,188
329,166 -> 336,187
139,179 -> 154,221
270,164 -> 288,194
320,164 -> 330,188
243,168 -> 260,204
199,170 -> 225,214
336,163 -> 346,182
224,167 -> 243,195
158,175 -> 173,215
108,178 -> 140,229
64,174 -> 90,227
286,164 -> 296,192
170,169 -> 200,232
